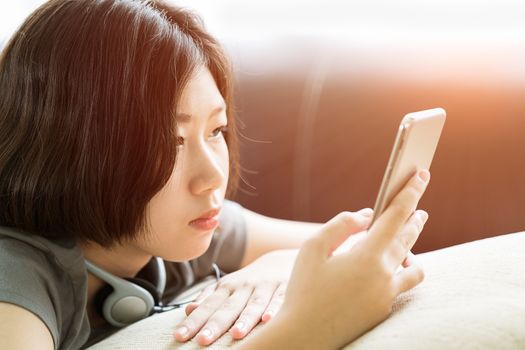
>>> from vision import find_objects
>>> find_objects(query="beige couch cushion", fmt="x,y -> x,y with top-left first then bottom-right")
88,232 -> 525,349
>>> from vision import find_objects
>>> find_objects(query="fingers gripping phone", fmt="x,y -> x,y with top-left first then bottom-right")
371,108 -> 446,225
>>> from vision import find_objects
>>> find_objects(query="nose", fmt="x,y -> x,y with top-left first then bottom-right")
188,143 -> 227,195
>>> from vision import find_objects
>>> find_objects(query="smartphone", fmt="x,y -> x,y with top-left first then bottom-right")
371,108 -> 446,225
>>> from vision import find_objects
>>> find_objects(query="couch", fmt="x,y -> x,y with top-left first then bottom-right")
88,232 -> 525,349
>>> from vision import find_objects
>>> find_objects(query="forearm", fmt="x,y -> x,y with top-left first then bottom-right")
240,208 -> 321,267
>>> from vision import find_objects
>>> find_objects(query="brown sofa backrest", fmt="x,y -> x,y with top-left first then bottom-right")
228,37 -> 525,253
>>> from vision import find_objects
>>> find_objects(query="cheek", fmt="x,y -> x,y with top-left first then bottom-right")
219,141 -> 230,188
146,176 -> 184,233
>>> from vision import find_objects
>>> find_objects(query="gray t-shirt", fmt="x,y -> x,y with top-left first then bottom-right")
0,200 -> 246,350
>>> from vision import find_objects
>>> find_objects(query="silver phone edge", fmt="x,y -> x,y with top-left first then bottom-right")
370,122 -> 409,226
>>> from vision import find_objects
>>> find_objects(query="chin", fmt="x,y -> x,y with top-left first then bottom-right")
160,234 -> 214,262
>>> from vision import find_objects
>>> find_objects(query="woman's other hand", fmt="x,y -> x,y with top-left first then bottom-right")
173,249 -> 296,345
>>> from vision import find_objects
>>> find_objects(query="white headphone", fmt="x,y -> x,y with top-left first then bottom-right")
85,257 -> 167,327
85,258 -> 222,327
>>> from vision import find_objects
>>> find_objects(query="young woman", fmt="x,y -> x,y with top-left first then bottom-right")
0,1 -> 430,349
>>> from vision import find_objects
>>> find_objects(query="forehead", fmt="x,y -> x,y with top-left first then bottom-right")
177,67 -> 225,121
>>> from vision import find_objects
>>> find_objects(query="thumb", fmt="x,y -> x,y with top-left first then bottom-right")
317,209 -> 372,257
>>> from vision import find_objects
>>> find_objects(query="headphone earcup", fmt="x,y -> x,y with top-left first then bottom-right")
86,259 -> 165,328
99,279 -> 156,327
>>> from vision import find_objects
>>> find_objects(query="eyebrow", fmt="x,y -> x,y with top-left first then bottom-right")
175,102 -> 226,123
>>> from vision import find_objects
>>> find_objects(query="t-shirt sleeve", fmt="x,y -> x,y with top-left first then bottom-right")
190,200 -> 247,276
0,239 -> 60,349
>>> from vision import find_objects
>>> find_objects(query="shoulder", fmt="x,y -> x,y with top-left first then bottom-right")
0,235 -> 64,297
218,199 -> 246,235
222,199 -> 244,215
0,228 -> 85,290
0,227 -> 90,349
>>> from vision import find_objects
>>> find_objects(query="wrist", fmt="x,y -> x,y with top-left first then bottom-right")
269,308 -> 322,350
236,306 -> 329,350
262,306 -> 365,350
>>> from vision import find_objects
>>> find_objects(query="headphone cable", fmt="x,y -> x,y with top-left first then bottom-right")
152,263 -> 222,313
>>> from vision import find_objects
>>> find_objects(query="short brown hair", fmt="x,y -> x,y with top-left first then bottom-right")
0,0 -> 239,246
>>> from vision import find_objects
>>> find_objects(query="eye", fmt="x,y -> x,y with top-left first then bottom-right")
210,125 -> 228,139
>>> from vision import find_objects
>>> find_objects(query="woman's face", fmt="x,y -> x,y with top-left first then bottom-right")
133,66 -> 230,261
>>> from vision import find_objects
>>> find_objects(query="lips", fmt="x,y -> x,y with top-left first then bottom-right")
196,209 -> 221,220
189,208 -> 221,231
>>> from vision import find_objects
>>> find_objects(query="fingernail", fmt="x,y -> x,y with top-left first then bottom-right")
262,312 -> 272,322
418,170 -> 430,183
200,328 -> 212,339
419,211 -> 429,223
235,321 -> 245,332
174,326 -> 188,340
358,208 -> 374,217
